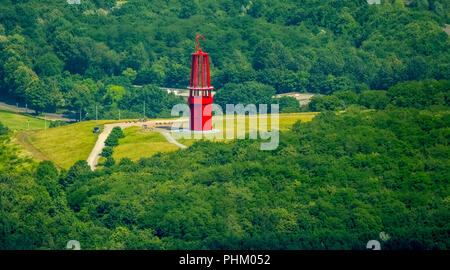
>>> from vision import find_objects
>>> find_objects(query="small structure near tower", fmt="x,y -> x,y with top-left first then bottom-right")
188,35 -> 214,131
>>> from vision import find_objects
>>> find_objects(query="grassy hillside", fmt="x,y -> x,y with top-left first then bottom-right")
106,112 -> 318,162
95,112 -> 318,163
25,120 -> 118,169
0,110 -> 46,130
112,126 -> 179,162
176,112 -> 318,146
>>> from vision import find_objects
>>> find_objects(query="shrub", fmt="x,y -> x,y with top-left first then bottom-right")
105,133 -> 119,147
49,120 -> 70,128
359,90 -> 389,109
105,156 -> 115,167
61,160 -> 92,188
105,127 -> 124,147
308,95 -> 342,111
36,161 -> 61,197
101,146 -> 114,157
0,122 -> 9,135
111,126 -> 124,138
276,96 -> 301,113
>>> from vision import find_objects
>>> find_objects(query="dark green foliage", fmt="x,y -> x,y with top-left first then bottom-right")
61,160 -> 91,189
358,90 -> 390,109
118,84 -> 184,119
309,95 -> 343,111
0,136 -> 76,250
214,81 -> 276,109
105,133 -> 119,147
0,0 -> 448,117
1,80 -> 449,249
104,156 -> 115,167
0,1 -> 449,250
24,80 -> 53,114
101,146 -> 114,158
334,90 -> 359,106
276,96 -> 302,113
117,158 -> 139,172
36,161 -> 61,197
49,120 -> 70,128
104,127 -> 124,147
388,80 -> 450,109
0,122 -> 9,135
111,126 -> 124,139
309,79 -> 449,111
34,53 -> 64,77
67,186 -> 88,212
36,161 -> 58,183
103,127 -> 124,169
58,103 -> 448,250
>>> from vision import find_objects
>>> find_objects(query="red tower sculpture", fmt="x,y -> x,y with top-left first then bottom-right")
188,35 -> 213,131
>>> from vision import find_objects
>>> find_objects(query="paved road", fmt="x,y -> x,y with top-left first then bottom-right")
86,120 -> 188,170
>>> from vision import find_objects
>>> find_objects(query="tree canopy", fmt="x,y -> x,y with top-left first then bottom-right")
1,78 -> 449,250
0,0 -> 448,116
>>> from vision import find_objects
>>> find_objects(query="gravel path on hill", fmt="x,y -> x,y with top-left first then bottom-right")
15,130 -> 49,161
86,120 -> 187,170
154,127 -> 188,149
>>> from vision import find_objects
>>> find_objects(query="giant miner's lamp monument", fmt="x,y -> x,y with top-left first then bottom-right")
188,35 -> 214,132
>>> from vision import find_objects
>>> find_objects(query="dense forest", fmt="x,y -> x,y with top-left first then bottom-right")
0,0 -> 449,117
1,79 -> 449,249
309,79 -> 450,111
0,0 -> 449,250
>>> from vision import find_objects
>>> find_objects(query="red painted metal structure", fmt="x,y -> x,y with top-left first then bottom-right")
188,35 -> 213,131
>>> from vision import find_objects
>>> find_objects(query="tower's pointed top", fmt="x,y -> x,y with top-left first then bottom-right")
196,35 -> 205,52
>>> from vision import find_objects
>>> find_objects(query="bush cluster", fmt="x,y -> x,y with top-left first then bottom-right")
0,122 -> 9,135
102,127 -> 125,167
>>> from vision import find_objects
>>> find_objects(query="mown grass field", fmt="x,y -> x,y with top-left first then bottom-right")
176,112 -> 318,146
99,112 -> 318,162
111,126 -> 179,162
0,109 -> 46,130
25,120 -> 120,169
0,136 -> 35,172
112,112 -> 319,161
18,112 -> 318,169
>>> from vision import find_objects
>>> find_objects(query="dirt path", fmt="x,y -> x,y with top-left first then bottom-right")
86,120 -> 188,170
15,131 -> 48,161
154,128 -> 188,149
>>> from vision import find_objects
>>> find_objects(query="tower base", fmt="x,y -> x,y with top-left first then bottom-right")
171,129 -> 221,135
188,95 -> 213,131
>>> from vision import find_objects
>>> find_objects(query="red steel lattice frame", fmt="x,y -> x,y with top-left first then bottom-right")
188,35 -> 214,131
